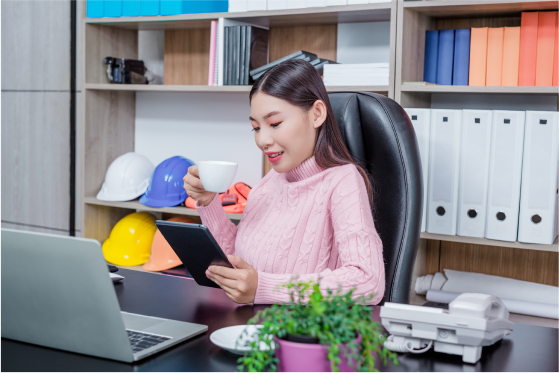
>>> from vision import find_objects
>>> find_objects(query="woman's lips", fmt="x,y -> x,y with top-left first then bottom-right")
267,151 -> 284,163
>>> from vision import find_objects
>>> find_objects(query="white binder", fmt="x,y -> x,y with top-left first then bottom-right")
267,0 -> 287,9
426,109 -> 462,235
247,0 -> 266,11
485,111 -> 526,242
404,108 -> 431,232
456,110 -> 493,238
228,0 -> 248,12
518,111 -> 559,245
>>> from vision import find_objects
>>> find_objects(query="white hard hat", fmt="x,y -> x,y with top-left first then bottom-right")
97,152 -> 155,201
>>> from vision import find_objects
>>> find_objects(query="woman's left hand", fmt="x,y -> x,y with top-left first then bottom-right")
206,255 -> 258,304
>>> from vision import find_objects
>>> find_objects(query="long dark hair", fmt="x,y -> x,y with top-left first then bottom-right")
249,59 -> 373,206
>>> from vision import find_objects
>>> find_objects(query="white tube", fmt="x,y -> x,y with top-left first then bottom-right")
415,269 -> 558,305
426,290 -> 559,320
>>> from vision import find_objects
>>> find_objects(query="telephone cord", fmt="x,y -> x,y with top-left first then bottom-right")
384,335 -> 433,354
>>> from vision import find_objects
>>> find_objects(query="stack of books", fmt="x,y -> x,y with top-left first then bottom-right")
249,51 -> 336,81
422,11 -> 558,87
424,29 -> 471,86
323,63 -> 389,86
221,25 -> 269,85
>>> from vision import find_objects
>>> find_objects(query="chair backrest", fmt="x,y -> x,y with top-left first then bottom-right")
328,92 -> 423,304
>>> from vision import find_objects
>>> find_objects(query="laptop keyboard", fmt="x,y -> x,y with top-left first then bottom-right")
127,330 -> 171,353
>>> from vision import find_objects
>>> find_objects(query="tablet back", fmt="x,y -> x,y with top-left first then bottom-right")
155,221 -> 233,288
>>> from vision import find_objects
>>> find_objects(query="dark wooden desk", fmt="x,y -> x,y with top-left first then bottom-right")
2,269 -> 558,372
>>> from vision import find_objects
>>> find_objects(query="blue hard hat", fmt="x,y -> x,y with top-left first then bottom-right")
139,156 -> 195,207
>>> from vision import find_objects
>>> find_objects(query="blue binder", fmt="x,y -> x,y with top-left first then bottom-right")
160,0 -> 228,15
140,0 -> 159,15
453,29 -> 471,86
424,30 -> 439,83
87,0 -> 104,17
436,29 -> 455,85
123,0 -> 140,16
104,0 -> 122,16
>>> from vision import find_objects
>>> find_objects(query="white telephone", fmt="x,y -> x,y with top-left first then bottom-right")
380,293 -> 514,363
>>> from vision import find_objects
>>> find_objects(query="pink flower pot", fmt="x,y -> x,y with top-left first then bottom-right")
275,334 -> 363,372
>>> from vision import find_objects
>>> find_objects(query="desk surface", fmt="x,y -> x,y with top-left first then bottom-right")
2,269 -> 558,372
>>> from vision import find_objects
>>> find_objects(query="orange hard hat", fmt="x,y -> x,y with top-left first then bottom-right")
185,182 -> 251,213
143,215 -> 201,272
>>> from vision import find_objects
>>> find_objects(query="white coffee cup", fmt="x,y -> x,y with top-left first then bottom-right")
198,161 -> 238,193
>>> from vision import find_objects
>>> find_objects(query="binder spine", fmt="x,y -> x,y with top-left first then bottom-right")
404,108 -> 431,232
427,109 -> 462,235
485,111 -> 526,242
436,29 -> 455,85
518,111 -> 559,244
424,30 -> 439,84
452,29 -> 470,86
457,110 -> 493,238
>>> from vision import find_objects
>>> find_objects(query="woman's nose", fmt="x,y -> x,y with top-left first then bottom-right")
257,128 -> 274,150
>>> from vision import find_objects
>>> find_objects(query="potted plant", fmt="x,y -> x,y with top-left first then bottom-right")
237,279 -> 398,372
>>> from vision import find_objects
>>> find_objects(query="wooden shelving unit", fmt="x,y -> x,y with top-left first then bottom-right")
81,0 -> 557,289
81,1 -> 398,243
85,83 -> 390,94
83,196 -> 243,220
420,232 -> 558,253
395,0 -> 558,289
400,84 -> 558,95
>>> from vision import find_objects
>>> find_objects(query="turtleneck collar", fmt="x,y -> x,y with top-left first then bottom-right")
284,156 -> 324,182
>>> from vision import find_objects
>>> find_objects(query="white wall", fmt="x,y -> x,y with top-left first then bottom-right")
336,21 -> 390,64
135,92 -> 263,188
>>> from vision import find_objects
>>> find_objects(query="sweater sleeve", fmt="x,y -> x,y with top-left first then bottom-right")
254,167 -> 386,305
195,194 -> 237,256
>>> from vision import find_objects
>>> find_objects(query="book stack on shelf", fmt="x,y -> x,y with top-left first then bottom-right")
421,11 -> 558,87
323,63 -> 389,86
222,25 -> 269,85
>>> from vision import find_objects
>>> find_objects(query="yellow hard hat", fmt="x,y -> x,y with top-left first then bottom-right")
102,212 -> 157,266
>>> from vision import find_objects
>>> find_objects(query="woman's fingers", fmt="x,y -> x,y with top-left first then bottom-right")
184,173 -> 205,191
188,165 -> 200,178
207,271 -> 237,289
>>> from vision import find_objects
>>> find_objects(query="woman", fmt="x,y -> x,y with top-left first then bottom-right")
183,59 -> 385,305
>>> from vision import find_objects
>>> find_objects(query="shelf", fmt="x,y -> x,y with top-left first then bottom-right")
420,232 -> 559,253
83,196 -> 243,220
84,2 -> 394,30
400,85 -> 559,95
84,83 -> 390,94
402,0 -> 557,17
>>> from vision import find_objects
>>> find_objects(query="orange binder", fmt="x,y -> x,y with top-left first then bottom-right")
502,27 -> 521,86
535,11 -> 557,86
518,12 -> 539,86
469,27 -> 489,86
486,28 -> 505,86
552,13 -> 558,86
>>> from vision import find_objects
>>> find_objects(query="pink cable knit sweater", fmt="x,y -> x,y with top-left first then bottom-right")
196,156 -> 385,305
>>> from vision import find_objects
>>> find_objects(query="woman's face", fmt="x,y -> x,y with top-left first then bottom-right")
249,92 -> 326,173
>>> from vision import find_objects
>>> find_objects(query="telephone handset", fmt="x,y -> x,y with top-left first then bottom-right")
380,293 -> 514,363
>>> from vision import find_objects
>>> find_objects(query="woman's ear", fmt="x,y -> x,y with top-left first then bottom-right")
311,100 -> 328,129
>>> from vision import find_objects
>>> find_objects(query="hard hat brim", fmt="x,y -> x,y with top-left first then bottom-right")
139,194 -> 186,208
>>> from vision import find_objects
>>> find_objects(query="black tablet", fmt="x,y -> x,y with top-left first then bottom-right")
155,220 -> 234,289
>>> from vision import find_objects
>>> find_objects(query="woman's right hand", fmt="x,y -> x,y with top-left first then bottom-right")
183,165 -> 216,207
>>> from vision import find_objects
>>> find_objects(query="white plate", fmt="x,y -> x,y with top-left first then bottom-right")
210,325 -> 272,355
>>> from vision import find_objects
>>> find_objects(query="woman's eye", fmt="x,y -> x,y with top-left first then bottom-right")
270,122 -> 282,128
252,127 -> 260,132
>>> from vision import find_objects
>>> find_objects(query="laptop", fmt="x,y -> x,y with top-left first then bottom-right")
1,228 -> 207,363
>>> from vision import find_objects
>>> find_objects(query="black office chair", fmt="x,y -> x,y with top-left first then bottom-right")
328,92 -> 423,305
